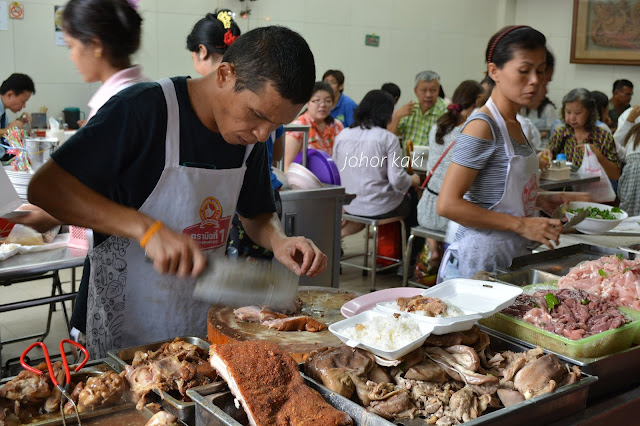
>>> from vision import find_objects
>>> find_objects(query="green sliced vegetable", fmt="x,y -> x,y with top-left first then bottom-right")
545,293 -> 560,312
566,206 -> 622,220
617,253 -> 624,260
580,299 -> 590,305
598,269 -> 608,277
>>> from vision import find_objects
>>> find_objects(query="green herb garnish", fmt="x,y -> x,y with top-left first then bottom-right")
598,269 -> 608,277
624,267 -> 632,273
567,206 -> 622,220
581,299 -> 590,305
617,254 -> 624,260
545,293 -> 560,312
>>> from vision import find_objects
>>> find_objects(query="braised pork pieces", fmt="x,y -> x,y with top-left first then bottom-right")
305,326 -> 581,425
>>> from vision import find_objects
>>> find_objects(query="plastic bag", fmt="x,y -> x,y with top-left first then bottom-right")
5,224 -> 44,246
573,145 -> 616,203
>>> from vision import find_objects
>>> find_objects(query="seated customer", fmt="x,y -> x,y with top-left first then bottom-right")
333,90 -> 420,238
284,81 -> 343,170
323,69 -> 358,127
545,88 -> 620,180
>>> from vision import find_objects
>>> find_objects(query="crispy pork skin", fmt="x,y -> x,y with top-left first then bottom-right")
234,306 -> 289,322
262,316 -> 328,332
210,341 -> 353,425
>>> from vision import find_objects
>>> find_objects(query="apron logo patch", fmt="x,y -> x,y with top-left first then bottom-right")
183,197 -> 231,250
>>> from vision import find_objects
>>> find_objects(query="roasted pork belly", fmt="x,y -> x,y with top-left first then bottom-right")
210,340 -> 353,425
262,316 -> 328,332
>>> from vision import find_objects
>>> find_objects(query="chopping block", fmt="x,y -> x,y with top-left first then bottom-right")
207,286 -> 359,362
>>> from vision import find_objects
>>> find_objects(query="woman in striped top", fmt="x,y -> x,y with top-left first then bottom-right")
436,26 -> 585,281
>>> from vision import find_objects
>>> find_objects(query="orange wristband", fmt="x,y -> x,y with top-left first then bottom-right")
139,220 -> 163,248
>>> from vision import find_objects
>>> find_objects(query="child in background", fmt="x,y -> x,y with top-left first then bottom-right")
546,88 -> 620,180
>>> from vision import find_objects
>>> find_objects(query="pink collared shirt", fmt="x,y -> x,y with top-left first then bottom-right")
87,65 -> 149,123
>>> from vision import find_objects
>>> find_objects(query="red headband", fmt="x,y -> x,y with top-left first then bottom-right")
487,25 -> 530,63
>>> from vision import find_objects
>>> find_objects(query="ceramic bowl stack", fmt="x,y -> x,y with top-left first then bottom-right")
4,167 -> 32,202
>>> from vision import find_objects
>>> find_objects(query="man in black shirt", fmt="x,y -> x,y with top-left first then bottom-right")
26,26 -> 326,353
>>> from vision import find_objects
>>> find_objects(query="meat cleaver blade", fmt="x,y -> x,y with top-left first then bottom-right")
192,256 -> 299,311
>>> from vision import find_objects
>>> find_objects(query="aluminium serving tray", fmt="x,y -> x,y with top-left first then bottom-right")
186,374 -> 395,426
187,333 -> 596,426
505,244 -> 629,276
494,269 -> 562,287
482,326 -> 640,403
107,336 -> 210,425
0,360 -> 137,425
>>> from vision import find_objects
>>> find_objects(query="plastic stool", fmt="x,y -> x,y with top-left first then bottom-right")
402,225 -> 446,288
340,214 -> 406,291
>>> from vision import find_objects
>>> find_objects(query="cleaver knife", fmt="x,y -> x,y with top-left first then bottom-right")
192,255 -> 299,311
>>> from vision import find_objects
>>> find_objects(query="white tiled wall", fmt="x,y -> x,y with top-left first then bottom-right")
1,0 -> 638,123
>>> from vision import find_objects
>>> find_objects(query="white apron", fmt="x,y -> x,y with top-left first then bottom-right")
85,78 -> 253,358
438,98 -> 539,281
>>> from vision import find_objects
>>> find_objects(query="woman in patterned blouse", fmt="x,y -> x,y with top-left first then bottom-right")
284,81 -> 344,170
546,88 -> 621,179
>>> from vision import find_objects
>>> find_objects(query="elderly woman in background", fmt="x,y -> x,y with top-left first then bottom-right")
285,81 -> 344,170
333,90 -> 420,238
417,80 -> 484,269
186,9 -> 241,76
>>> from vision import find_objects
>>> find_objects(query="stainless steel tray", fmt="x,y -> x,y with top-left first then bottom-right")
187,334 -> 595,426
107,336 -> 211,425
0,360 -> 137,425
482,326 -> 640,402
495,269 -> 562,287
505,244 -> 628,276
186,374 -> 395,426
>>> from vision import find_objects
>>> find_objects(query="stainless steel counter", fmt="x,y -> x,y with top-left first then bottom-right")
539,172 -> 599,190
280,185 -> 345,288
0,246 -> 87,280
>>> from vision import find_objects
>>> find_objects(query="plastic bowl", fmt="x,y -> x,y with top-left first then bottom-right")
293,149 -> 341,185
285,164 -> 322,190
565,201 -> 628,234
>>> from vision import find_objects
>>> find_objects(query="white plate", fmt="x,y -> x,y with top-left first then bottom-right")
329,310 -> 434,360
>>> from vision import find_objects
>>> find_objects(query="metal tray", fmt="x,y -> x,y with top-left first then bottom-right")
0,360 -> 136,425
505,244 -> 628,276
482,326 -> 640,402
188,334 -> 595,426
495,269 -> 562,287
107,336 -> 211,425
186,374 -> 395,426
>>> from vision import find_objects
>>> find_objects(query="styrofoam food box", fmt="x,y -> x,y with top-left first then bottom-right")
375,279 -> 521,335
329,310 -> 434,360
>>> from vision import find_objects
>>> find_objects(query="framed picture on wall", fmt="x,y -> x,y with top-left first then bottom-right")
571,0 -> 640,65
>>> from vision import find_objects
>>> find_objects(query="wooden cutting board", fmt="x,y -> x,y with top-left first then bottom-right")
207,286 -> 359,362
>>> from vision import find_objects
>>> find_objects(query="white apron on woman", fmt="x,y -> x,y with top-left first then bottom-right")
438,98 -> 539,281
85,78 -> 253,358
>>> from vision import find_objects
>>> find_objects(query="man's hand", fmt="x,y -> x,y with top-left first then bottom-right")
271,235 -> 327,277
9,204 -> 62,233
142,225 -> 207,278
18,112 -> 32,124
7,120 -> 24,129
395,101 -> 414,119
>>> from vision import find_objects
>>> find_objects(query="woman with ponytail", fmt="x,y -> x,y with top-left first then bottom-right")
416,80 -> 483,269
62,0 -> 148,125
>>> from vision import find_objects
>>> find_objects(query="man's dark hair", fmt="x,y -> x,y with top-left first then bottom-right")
613,79 -> 633,93
0,73 -> 35,96
222,26 -> 315,105
322,69 -> 345,93
352,90 -> 394,130
381,82 -> 401,100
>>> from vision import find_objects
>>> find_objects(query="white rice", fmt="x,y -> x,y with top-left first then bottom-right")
341,315 -> 423,350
